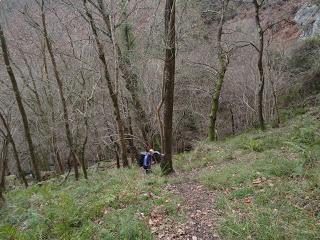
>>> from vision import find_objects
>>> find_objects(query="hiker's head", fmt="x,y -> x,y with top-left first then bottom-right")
149,149 -> 155,155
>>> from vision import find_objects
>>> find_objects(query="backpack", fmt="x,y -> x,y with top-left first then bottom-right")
138,152 -> 147,167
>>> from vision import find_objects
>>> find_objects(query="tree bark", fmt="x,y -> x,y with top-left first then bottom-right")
161,0 -> 175,175
0,24 -> 41,181
0,139 -> 9,204
253,0 -> 266,130
84,0 -> 128,167
230,105 -> 235,135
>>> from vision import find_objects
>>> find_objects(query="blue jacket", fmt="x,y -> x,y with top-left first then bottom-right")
143,153 -> 152,167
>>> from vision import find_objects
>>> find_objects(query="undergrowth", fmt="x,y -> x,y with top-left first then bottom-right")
197,109 -> 320,239
1,100 -> 320,240
0,167 -> 180,240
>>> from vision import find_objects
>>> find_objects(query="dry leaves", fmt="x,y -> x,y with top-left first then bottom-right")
149,177 -> 220,240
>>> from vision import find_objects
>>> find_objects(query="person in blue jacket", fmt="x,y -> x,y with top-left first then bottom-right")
141,149 -> 161,174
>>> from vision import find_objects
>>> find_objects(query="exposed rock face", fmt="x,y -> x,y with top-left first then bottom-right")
313,15 -> 320,35
294,3 -> 320,38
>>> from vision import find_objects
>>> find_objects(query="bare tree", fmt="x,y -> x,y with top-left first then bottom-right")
0,111 -> 28,187
0,24 -> 41,181
253,0 -> 266,130
208,0 -> 230,141
84,0 -> 128,167
40,0 -> 87,179
117,1 -> 153,148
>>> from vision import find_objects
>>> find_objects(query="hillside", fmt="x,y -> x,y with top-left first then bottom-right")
1,95 -> 319,239
1,0 -> 320,239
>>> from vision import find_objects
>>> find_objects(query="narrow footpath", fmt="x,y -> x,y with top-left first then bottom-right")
148,170 -> 221,240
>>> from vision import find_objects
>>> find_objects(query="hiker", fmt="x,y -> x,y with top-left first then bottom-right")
138,149 -> 162,174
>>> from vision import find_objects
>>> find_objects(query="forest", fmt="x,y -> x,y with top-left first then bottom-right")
0,0 -> 319,239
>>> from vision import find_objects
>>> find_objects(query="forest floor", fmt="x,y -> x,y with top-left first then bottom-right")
148,168 -> 220,240
0,98 -> 320,239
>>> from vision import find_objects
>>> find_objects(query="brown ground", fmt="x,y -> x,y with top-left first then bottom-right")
148,170 -> 221,240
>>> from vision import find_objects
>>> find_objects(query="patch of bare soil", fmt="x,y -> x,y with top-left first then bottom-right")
148,170 -> 221,240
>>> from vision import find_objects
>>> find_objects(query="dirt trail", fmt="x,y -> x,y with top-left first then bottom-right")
148,170 -> 221,240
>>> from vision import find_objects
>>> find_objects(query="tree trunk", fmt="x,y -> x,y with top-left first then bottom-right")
230,105 -> 235,135
52,123 -> 64,174
269,73 -> 280,127
253,0 -> 266,130
0,113 -> 28,187
208,0 -> 229,141
161,0 -> 175,175
40,0 -> 82,179
42,42 -> 64,174
122,97 -> 139,164
84,0 -> 128,167
0,24 -> 41,182
0,139 -> 9,204
20,52 -> 44,115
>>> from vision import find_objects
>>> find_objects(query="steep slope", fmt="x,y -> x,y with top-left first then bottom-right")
173,94 -> 320,239
1,94 -> 319,239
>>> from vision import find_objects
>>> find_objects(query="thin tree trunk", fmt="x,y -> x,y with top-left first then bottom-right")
123,97 -> 139,164
51,119 -> 64,174
127,109 -> 139,162
230,105 -> 235,135
0,24 -> 41,181
157,98 -> 165,152
161,0 -> 175,175
40,0 -> 82,179
267,58 -> 280,127
253,0 -> 266,130
20,52 -> 44,115
208,0 -> 229,141
42,42 -> 64,174
84,0 -> 128,167
0,139 -> 9,204
94,125 -> 104,162
115,149 -> 121,169
0,113 -> 28,187
80,116 -> 89,171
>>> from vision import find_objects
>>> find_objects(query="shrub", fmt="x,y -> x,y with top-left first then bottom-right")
288,37 -> 320,75
286,37 -> 320,98
245,139 -> 264,152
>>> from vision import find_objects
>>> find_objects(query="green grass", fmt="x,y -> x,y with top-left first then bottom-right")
173,142 -> 234,172
0,167 -> 181,240
198,109 -> 320,239
173,105 -> 320,239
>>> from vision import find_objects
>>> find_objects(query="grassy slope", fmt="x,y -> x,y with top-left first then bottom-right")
0,167 -> 182,240
175,102 -> 320,239
1,99 -> 320,239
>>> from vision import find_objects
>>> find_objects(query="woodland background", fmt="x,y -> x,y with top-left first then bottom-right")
0,0 -> 319,177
